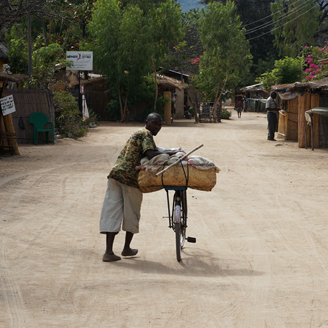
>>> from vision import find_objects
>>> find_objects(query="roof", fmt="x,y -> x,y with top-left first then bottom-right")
240,83 -> 263,92
157,74 -> 189,90
272,78 -> 328,92
0,72 -> 28,83
319,58 -> 328,65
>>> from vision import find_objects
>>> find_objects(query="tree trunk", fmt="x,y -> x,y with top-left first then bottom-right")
151,57 -> 158,110
42,18 -> 49,47
180,57 -> 184,84
185,89 -> 198,123
216,73 -> 229,123
121,79 -> 129,123
118,83 -> 123,121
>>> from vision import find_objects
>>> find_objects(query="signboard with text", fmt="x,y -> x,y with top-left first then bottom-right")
0,95 -> 16,116
66,51 -> 93,71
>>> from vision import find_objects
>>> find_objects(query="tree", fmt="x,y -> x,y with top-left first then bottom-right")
30,43 -> 72,89
88,0 -> 183,122
166,9 -> 203,75
271,0 -> 320,57
255,56 -> 304,91
194,1 -> 252,122
199,0 -> 276,85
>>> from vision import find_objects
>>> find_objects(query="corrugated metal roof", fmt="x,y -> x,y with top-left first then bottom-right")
240,83 -> 263,92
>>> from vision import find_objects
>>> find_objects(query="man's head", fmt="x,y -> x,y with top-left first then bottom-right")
271,91 -> 277,99
145,113 -> 162,136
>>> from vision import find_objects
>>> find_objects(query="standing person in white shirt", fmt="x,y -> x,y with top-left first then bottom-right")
265,91 -> 280,141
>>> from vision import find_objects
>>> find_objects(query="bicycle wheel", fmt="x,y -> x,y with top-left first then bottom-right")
176,190 -> 186,250
175,222 -> 181,261
174,203 -> 182,261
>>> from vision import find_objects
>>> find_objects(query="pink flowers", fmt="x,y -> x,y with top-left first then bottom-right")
190,57 -> 200,65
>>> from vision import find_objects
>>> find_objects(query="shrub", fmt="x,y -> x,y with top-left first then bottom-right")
53,91 -> 88,138
220,107 -> 231,119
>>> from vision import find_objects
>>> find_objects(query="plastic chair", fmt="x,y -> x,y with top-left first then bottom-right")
29,112 -> 54,145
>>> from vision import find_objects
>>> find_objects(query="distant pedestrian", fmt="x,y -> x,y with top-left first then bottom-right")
237,97 -> 243,118
265,91 -> 280,141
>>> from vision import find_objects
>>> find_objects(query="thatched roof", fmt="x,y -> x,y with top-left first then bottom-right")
272,78 -> 328,92
157,74 -> 189,90
0,72 -> 28,83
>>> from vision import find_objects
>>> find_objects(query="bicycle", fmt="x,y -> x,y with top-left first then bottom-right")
156,145 -> 203,261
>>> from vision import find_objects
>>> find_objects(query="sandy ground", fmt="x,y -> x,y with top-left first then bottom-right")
1,110 -> 328,328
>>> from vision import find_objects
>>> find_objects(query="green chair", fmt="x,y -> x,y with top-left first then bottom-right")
29,112 -> 54,145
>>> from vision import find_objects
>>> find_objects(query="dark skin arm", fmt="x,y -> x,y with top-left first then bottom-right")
145,148 -> 179,160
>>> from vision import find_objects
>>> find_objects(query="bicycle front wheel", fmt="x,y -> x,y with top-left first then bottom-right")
175,222 -> 182,262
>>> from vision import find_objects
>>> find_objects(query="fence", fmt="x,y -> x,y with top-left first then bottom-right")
2,89 -> 54,144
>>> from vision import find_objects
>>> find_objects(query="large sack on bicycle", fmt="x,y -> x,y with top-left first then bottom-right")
137,154 -> 220,193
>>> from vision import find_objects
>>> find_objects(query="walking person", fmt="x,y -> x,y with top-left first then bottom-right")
236,97 -> 243,118
265,91 -> 280,141
99,113 -> 179,262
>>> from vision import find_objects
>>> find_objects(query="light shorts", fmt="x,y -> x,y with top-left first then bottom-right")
99,178 -> 143,234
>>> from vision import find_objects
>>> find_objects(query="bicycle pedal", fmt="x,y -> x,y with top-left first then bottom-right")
187,237 -> 196,243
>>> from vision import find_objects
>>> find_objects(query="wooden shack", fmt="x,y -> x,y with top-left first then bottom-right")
273,79 -> 328,148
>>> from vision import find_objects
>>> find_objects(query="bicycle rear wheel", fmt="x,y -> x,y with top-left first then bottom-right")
175,222 -> 182,261
173,202 -> 182,262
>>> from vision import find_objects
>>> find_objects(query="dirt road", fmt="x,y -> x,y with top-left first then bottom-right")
1,111 -> 328,328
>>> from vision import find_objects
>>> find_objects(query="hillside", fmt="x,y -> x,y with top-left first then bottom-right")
178,0 -> 203,12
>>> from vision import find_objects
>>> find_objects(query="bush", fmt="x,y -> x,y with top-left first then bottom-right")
53,91 -> 88,138
220,108 -> 231,119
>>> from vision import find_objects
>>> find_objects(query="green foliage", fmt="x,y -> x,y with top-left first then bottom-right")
29,43 -> 72,89
53,91 -> 88,138
106,75 -> 168,121
256,56 -> 304,91
88,0 -> 183,121
271,0 -> 320,57
5,26 -> 28,74
220,108 -> 231,120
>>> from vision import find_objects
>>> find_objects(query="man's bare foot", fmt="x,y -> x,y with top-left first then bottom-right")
121,248 -> 138,257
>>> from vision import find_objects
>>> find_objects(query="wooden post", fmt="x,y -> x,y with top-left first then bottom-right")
0,112 -> 8,147
310,93 -> 320,148
3,113 -> 20,155
163,91 -> 172,126
298,92 -> 311,148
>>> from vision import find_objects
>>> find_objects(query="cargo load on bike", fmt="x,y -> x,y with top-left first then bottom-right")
137,145 -> 220,193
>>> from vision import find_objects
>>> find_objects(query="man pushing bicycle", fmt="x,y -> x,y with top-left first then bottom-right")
99,113 -> 179,262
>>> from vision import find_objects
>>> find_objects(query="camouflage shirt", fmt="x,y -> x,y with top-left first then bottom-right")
108,128 -> 157,188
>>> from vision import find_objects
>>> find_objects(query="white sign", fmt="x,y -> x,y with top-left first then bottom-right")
0,95 -> 16,116
66,51 -> 93,71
